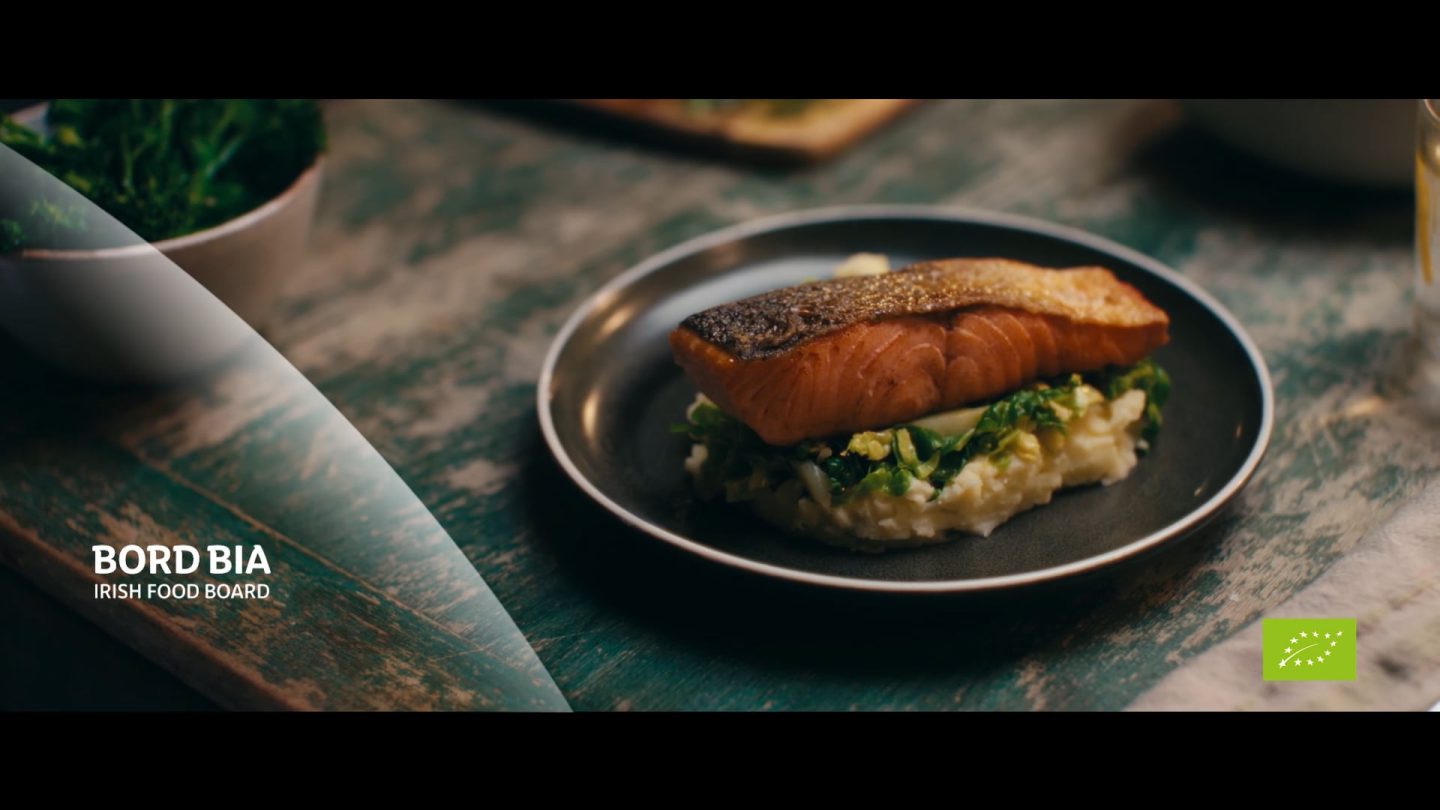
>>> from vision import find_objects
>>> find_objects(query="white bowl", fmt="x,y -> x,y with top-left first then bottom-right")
1182,99 -> 1416,189
0,105 -> 322,382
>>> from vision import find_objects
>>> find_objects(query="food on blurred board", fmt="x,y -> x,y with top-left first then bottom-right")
570,99 -> 919,162
680,99 -> 824,117
671,256 -> 1171,550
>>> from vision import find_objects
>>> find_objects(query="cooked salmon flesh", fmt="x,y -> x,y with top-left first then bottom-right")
669,258 -> 1170,445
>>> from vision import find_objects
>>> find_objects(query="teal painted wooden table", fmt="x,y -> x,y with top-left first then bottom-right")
1,99 -> 1428,710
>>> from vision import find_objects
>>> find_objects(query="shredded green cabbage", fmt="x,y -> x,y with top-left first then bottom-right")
674,358 -> 1170,504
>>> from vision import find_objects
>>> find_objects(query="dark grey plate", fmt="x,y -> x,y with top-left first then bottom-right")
538,206 -> 1273,593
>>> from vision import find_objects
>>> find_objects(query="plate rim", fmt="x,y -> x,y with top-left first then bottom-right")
537,204 -> 1275,594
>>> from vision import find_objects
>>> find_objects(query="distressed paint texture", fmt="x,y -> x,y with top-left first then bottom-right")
0,99 -> 1426,710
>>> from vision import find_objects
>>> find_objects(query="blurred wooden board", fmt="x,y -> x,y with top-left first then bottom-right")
569,99 -> 920,162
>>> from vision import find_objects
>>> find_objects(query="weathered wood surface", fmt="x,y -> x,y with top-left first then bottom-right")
0,344 -> 568,710
1,99 -> 1427,709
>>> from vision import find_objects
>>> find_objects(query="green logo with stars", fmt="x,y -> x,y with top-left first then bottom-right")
1262,618 -> 1356,681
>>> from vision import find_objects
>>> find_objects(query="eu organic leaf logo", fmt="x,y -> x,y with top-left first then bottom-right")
1262,618 -> 1356,681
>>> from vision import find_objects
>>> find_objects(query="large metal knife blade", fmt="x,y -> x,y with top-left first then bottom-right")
0,137 -> 569,710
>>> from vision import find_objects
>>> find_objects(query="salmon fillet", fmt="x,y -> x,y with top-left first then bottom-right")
669,258 -> 1170,445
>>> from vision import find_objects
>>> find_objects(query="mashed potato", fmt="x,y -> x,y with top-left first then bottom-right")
684,388 -> 1147,552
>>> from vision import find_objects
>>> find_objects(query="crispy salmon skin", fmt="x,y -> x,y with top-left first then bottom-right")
669,258 -> 1169,445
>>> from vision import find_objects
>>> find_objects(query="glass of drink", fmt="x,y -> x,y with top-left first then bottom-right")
1418,100 -> 1440,361
1410,99 -> 1440,412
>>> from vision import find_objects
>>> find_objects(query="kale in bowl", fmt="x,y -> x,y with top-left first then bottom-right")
0,99 -> 325,253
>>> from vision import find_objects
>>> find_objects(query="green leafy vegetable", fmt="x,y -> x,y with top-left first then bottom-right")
671,400 -> 823,500
1087,358 -> 1171,444
846,430 -> 892,461
0,99 -> 325,252
675,359 -> 1171,504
